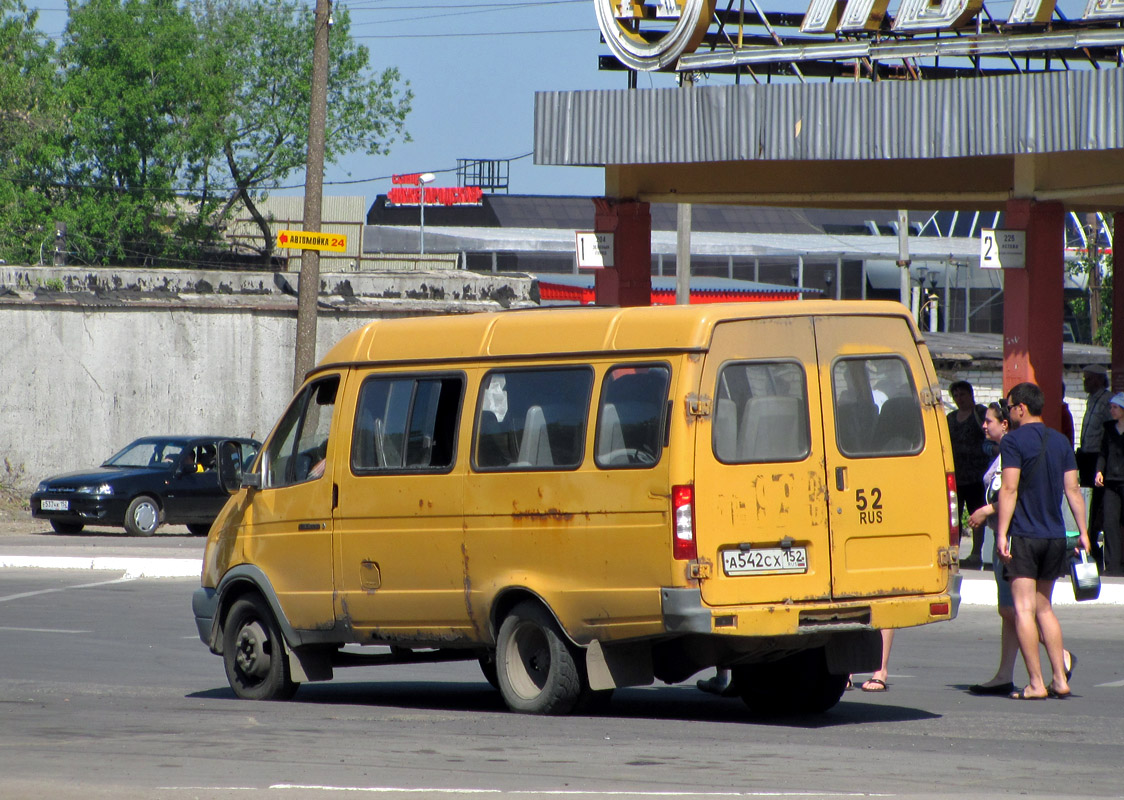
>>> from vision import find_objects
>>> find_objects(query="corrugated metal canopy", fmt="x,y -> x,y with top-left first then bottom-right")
534,70 -> 1124,211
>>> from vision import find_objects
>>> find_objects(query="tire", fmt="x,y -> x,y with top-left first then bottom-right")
496,601 -> 583,715
733,647 -> 848,716
49,520 -> 84,534
187,523 -> 212,536
222,595 -> 297,701
478,653 -> 500,690
124,495 -> 161,536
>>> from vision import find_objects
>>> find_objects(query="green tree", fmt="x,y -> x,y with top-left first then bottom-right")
57,0 -> 223,265
1069,250 -> 1114,347
196,0 -> 412,264
0,0 -> 63,264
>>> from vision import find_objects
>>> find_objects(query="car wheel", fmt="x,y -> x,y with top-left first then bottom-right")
123,495 -> 161,536
733,647 -> 848,716
49,520 -> 84,534
222,595 -> 298,701
187,523 -> 211,536
496,601 -> 582,715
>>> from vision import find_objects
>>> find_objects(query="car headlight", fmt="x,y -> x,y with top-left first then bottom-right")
36,482 -> 49,493
77,484 -> 114,495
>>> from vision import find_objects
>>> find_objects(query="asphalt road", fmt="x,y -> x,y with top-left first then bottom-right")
1,560 -> 1123,800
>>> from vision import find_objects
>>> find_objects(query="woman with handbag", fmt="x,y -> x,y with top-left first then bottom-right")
967,401 -> 1075,695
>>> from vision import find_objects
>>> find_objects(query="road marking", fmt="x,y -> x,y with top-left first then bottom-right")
264,788 -> 893,797
0,626 -> 92,633
1094,679 -> 1124,687
0,576 -> 132,603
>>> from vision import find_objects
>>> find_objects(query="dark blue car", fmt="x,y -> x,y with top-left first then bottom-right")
31,435 -> 260,536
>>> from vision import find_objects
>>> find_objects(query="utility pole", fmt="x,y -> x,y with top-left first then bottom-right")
293,0 -> 331,392
897,209 -> 911,308
1087,212 -> 1102,343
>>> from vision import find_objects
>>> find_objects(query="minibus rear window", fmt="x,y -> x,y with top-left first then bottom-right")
595,364 -> 670,469
712,361 -> 810,463
473,367 -> 593,471
352,375 -> 464,472
831,357 -> 924,457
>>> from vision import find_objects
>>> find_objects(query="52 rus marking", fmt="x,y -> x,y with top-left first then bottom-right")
855,487 -> 883,524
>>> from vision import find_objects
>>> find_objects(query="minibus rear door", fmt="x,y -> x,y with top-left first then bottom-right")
813,314 -> 948,600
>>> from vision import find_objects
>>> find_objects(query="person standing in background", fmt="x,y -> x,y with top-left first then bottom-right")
1060,383 -> 1075,447
1094,392 -> 1124,576
947,380 -> 990,569
1078,364 -> 1112,568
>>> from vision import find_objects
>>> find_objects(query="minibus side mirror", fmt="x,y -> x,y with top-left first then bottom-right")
217,440 -> 255,494
241,472 -> 262,491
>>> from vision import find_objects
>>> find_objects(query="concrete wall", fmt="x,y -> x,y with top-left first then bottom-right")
1,268 -> 534,492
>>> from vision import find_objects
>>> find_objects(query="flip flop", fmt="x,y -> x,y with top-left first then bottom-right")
1047,686 -> 1072,699
1009,688 -> 1048,700
1064,652 -> 1076,682
860,678 -> 887,692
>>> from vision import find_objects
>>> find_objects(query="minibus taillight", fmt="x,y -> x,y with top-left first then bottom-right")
946,472 -> 960,547
672,484 -> 697,561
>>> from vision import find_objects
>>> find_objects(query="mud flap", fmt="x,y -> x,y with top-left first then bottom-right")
586,639 -> 655,691
287,645 -> 333,683
823,630 -> 882,675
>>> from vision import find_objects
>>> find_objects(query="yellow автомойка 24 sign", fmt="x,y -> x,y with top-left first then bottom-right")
276,230 -> 347,253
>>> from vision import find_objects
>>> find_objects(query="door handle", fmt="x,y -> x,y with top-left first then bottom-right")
298,522 -> 325,531
835,466 -> 847,492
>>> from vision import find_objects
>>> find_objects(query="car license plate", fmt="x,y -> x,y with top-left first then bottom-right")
41,499 -> 69,511
722,546 -> 808,576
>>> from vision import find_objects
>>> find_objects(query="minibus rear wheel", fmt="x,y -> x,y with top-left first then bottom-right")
732,647 -> 847,716
496,602 -> 582,715
222,595 -> 298,701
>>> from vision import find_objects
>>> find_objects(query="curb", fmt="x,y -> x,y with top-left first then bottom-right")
960,571 -> 1124,606
3,554 -> 1122,604
0,554 -> 200,579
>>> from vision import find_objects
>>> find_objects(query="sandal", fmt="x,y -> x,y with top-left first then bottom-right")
1009,688 -> 1048,700
860,678 -> 887,692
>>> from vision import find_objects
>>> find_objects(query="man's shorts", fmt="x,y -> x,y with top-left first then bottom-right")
1007,535 -> 1070,582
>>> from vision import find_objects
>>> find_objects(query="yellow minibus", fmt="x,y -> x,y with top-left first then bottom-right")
194,300 -> 962,716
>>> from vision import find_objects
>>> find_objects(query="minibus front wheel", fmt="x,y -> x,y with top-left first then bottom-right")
496,602 -> 582,715
222,594 -> 298,701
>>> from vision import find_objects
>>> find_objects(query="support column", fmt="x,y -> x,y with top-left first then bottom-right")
1112,212 -> 1124,392
593,198 -> 652,307
1003,199 -> 1065,429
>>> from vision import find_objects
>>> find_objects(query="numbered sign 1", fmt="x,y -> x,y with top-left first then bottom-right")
575,232 -> 614,269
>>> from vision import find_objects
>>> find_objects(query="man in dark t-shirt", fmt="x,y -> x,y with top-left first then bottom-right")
997,382 -> 1090,701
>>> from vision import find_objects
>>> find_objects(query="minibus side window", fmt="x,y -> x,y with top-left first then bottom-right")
351,375 -> 464,472
263,376 -> 339,488
473,367 -> 593,471
831,357 -> 923,457
713,361 -> 810,464
595,364 -> 670,469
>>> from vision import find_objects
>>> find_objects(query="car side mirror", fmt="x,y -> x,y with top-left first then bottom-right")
241,472 -> 262,490
217,441 -> 252,494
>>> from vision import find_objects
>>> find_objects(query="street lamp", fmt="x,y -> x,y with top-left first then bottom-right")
418,173 -> 436,255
